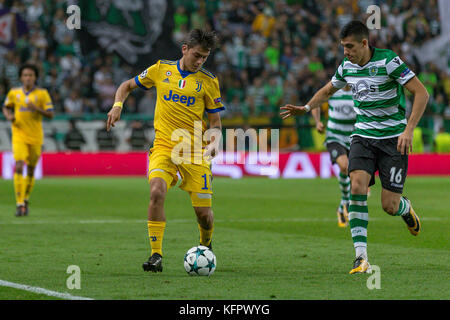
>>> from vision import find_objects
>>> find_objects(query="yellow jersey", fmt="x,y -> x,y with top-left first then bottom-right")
3,87 -> 54,145
134,59 -> 225,156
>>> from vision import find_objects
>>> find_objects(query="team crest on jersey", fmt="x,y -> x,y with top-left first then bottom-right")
178,79 -> 186,89
195,80 -> 203,92
139,69 -> 148,79
369,66 -> 378,76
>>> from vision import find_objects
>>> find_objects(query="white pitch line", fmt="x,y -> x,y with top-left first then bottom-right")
0,279 -> 93,300
0,217 -> 446,225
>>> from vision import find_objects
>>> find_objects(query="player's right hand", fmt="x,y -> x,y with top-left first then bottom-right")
279,104 -> 309,119
107,106 -> 122,131
316,122 -> 325,133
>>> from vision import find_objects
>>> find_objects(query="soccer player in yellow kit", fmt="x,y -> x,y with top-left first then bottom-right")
2,64 -> 54,216
107,29 -> 224,272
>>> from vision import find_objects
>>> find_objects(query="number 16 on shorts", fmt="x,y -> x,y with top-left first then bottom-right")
201,174 -> 212,190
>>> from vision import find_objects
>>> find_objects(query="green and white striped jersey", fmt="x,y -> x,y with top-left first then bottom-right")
331,47 -> 415,139
325,89 -> 356,149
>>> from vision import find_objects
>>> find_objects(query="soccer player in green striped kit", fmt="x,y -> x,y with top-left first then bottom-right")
281,21 -> 429,274
312,85 -> 355,228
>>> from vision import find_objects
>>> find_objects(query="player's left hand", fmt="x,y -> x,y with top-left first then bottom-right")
397,129 -> 413,155
107,106 -> 122,131
26,101 -> 37,111
280,104 -> 308,119
203,143 -> 218,161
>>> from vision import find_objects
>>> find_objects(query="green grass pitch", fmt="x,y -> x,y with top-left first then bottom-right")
0,176 -> 448,300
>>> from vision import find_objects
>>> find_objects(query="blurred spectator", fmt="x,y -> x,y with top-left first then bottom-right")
251,7 -> 276,38
138,89 -> 156,116
97,123 -> 118,151
97,77 -> 116,113
64,90 -> 83,116
64,119 -> 86,151
126,121 -> 150,150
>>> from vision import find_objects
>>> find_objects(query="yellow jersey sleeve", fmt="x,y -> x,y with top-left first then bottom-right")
40,89 -> 54,111
3,89 -> 16,108
134,60 -> 160,90
204,77 -> 225,113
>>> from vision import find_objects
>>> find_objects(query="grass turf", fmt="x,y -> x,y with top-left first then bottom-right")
0,177 -> 448,300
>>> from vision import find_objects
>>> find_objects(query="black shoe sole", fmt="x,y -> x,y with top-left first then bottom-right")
142,262 -> 163,272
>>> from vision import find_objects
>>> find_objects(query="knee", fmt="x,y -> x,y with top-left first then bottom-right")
149,185 -> 166,205
15,161 -> 24,174
350,178 -> 366,194
340,166 -> 348,176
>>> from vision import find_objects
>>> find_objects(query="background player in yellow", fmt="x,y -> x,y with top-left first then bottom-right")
2,64 -> 54,217
106,29 -> 224,272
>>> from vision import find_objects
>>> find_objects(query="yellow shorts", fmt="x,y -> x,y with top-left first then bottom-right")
12,141 -> 42,167
148,151 -> 213,207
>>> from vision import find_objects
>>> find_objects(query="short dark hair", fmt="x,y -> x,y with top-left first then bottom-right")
339,20 -> 369,41
184,29 -> 219,51
19,64 -> 39,78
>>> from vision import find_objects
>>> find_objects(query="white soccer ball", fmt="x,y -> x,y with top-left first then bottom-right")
183,245 -> 216,276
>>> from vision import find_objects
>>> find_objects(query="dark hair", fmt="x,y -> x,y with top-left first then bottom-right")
19,64 -> 39,78
339,20 -> 369,41
184,29 -> 219,51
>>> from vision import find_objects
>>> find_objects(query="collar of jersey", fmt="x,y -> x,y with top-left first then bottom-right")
22,86 -> 36,95
177,60 -> 197,78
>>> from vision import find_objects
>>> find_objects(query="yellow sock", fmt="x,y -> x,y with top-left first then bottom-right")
13,173 -> 25,205
198,224 -> 214,247
24,175 -> 35,201
148,221 -> 166,256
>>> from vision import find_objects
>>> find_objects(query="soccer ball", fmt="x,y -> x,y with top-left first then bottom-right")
183,245 -> 216,276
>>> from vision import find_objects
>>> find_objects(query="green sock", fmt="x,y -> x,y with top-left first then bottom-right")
349,194 -> 368,259
338,172 -> 350,210
394,196 -> 410,216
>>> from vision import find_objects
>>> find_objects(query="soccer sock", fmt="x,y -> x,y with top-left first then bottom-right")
24,175 -> 35,201
394,196 -> 410,216
198,224 -> 214,247
13,173 -> 25,205
338,172 -> 350,211
147,220 -> 166,256
349,194 -> 369,260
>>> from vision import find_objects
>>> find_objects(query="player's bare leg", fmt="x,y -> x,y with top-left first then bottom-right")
143,177 -> 167,272
14,161 -> 26,217
336,155 -> 350,227
194,206 -> 214,250
23,165 -> 35,216
348,170 -> 371,274
381,188 -> 421,236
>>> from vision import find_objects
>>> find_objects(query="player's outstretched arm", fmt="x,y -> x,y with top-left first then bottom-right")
107,78 -> 138,131
203,111 -> 222,160
397,76 -> 429,155
2,106 -> 15,122
311,107 -> 325,133
280,81 -> 338,119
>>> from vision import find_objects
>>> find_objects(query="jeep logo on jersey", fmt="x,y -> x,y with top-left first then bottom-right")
350,80 -> 370,100
163,90 -> 195,106
79,0 -> 167,64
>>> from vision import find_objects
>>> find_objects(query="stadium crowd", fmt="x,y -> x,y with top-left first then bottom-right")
0,0 -> 449,151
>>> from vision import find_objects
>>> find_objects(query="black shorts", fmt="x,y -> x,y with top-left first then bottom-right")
326,142 -> 349,164
348,135 -> 408,193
